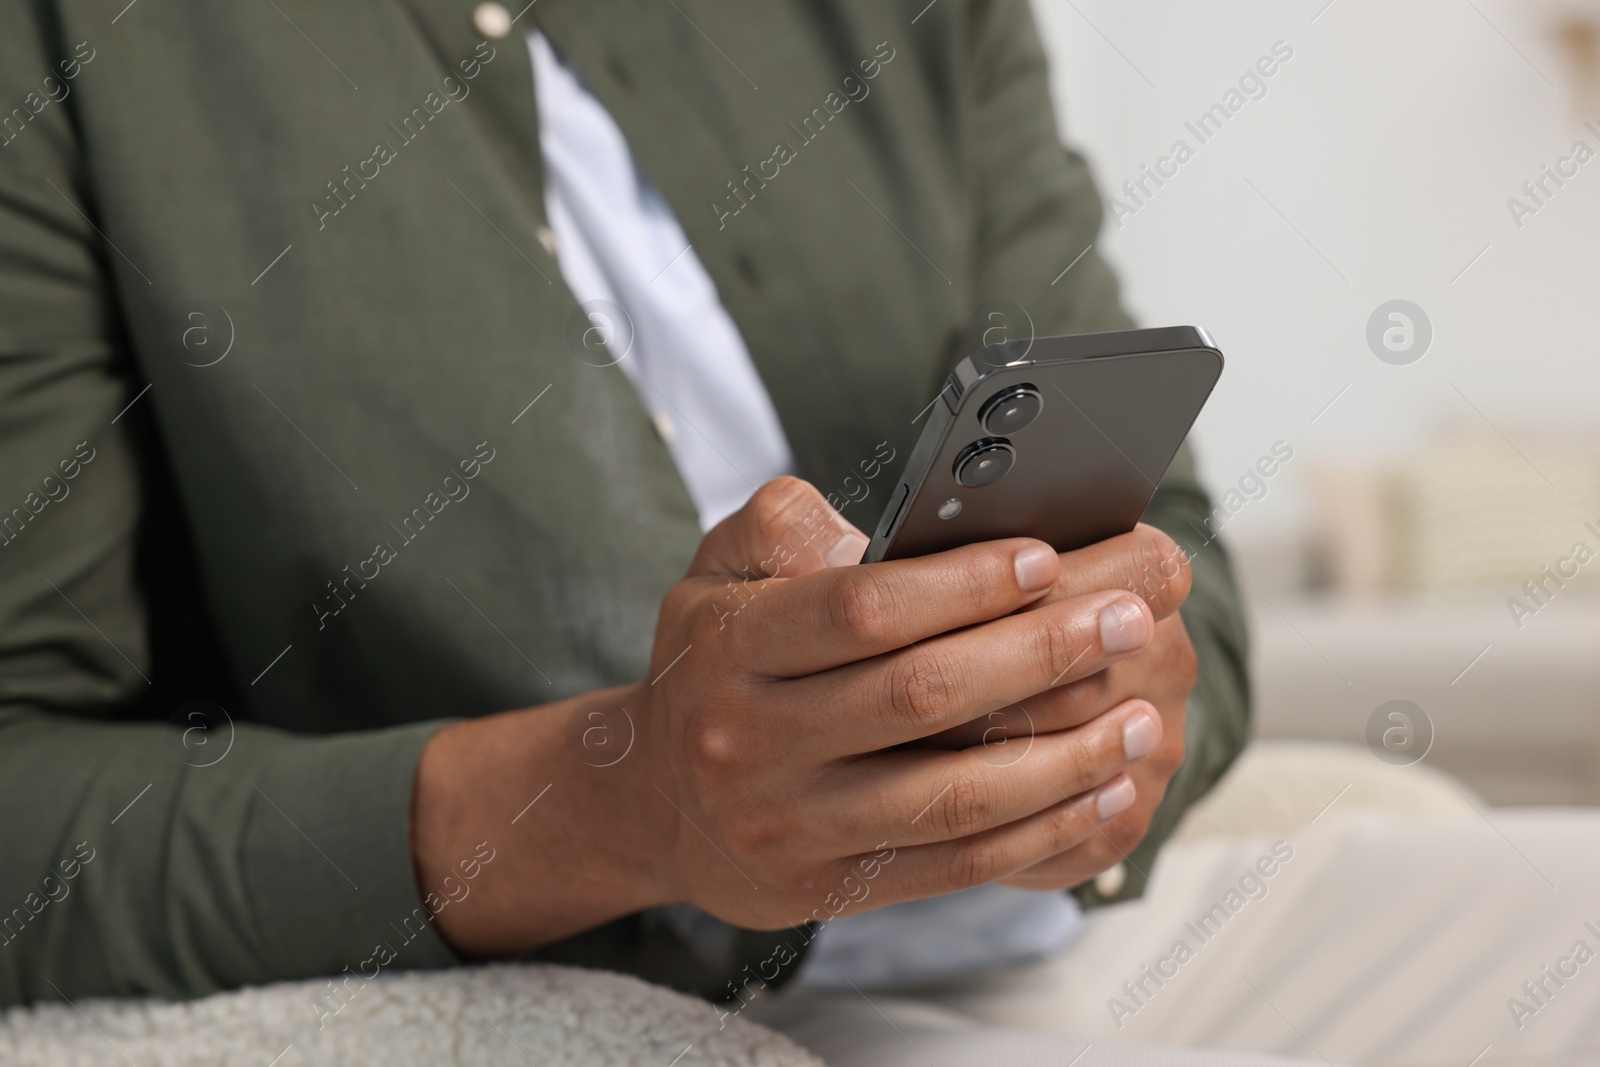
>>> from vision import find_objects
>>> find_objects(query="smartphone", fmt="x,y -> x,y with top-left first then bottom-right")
862,326 -> 1223,563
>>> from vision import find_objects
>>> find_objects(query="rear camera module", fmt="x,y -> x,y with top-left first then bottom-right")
979,385 -> 1042,436
953,438 -> 1016,488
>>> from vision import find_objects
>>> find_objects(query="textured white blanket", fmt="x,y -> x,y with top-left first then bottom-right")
0,963 -> 824,1067
0,744 -> 1467,1066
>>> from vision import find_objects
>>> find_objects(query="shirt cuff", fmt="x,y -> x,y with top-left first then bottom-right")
241,720 -> 462,979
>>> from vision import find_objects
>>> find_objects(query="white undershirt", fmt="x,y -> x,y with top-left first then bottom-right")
529,31 -> 791,530
529,30 -> 1084,988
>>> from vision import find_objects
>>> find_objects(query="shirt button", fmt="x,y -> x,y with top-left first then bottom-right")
535,225 -> 557,258
473,3 -> 512,39
651,410 -> 678,446
1093,862 -> 1127,898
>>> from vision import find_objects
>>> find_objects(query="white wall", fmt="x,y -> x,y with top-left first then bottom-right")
1032,0 -> 1600,536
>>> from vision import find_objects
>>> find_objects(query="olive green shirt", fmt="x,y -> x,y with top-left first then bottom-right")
0,0 -> 1248,1006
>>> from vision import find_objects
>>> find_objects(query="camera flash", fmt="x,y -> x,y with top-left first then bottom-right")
938,498 -> 962,520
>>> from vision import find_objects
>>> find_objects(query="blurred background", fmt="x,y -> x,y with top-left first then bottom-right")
1033,0 -> 1600,804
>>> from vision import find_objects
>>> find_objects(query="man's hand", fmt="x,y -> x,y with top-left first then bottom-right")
412,478 -> 1165,954
910,525 -> 1197,891
994,609 -> 1193,890
641,478 -> 1164,929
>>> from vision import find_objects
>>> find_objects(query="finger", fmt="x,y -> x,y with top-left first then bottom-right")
689,476 -> 868,580
789,589 -> 1154,754
1000,766 -> 1170,891
917,672 -> 1126,751
863,773 -> 1138,903
821,699 -> 1160,852
723,536 -> 1061,677
919,614 -> 1193,748
1038,523 -> 1192,620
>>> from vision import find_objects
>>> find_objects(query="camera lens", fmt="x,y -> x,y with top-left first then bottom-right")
979,385 -> 1042,435
953,438 -> 1016,488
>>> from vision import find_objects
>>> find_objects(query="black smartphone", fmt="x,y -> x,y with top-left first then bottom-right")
862,326 -> 1223,563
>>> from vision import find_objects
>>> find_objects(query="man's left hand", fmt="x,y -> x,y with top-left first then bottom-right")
908,524 -> 1197,892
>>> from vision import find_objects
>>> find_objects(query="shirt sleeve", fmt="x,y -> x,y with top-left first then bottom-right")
0,5 -> 458,1006
956,0 -> 1252,908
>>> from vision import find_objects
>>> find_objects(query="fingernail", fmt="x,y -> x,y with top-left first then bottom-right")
1096,777 -> 1137,820
1099,598 -> 1150,654
1122,706 -> 1161,761
825,530 -> 870,568
1013,544 -> 1057,592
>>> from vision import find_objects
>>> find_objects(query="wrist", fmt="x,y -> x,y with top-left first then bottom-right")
568,681 -> 682,910
410,683 -> 675,956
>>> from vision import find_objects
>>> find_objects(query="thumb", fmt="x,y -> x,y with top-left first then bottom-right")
688,477 -> 869,580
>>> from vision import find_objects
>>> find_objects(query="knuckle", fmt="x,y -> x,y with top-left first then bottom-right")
1035,609 -> 1085,685
750,476 -> 814,528
749,477 -> 824,557
1076,734 -> 1118,786
1055,724 -> 1116,792
747,478 -> 809,555
685,596 -> 741,662
1129,525 -> 1191,606
826,570 -> 895,646
956,554 -> 998,613
659,580 -> 700,629
686,715 -> 745,778
888,650 -> 960,731
947,837 -> 1001,890
1042,799 -> 1087,852
684,594 -> 724,641
937,773 -> 996,837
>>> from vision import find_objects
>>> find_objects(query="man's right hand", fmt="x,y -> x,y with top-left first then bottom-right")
636,477 -> 1159,930
413,477 -> 1160,954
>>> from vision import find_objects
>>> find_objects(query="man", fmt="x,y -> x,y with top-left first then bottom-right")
3,0 -> 1245,1009
19,4 -> 1592,1067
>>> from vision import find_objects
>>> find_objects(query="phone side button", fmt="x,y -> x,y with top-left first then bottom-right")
941,373 -> 963,414
877,482 -> 910,540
